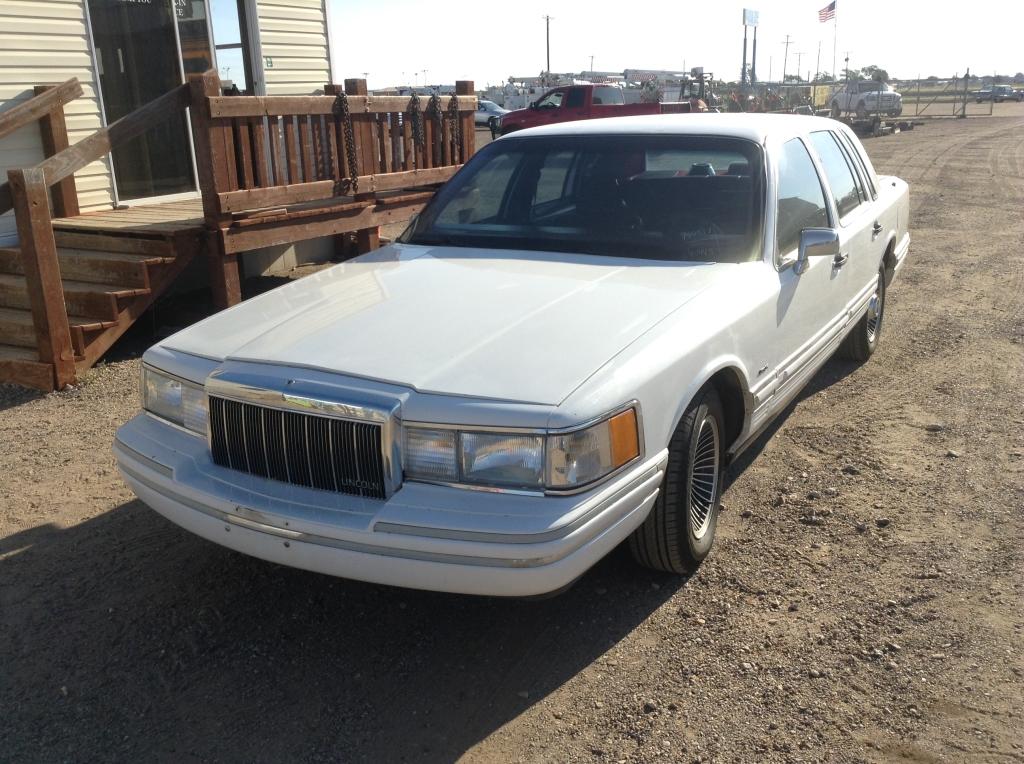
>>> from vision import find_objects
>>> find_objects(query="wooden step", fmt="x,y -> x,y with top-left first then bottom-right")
0,343 -> 53,391
0,307 -> 117,356
0,247 -> 167,287
52,230 -> 176,256
0,274 -> 149,321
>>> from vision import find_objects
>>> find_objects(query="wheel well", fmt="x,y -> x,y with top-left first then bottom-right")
881,238 -> 897,286
706,368 -> 747,451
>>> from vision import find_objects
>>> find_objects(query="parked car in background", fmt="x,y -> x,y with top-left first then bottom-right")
991,85 -> 1023,102
115,114 -> 910,597
974,89 -> 994,102
830,80 -> 903,118
475,99 -> 508,130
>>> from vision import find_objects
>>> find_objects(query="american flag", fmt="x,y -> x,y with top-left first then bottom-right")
818,1 -> 836,21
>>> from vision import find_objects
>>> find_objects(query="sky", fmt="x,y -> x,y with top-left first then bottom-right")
327,0 -> 1023,89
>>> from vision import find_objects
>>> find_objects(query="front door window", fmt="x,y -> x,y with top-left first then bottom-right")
88,0 -> 197,200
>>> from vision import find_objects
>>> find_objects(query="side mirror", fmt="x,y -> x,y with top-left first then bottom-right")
795,228 -> 840,274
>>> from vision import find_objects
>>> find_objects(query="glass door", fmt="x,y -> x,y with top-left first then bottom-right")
88,0 -> 198,200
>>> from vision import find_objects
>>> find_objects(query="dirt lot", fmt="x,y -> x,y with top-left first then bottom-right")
2,108 -> 1022,763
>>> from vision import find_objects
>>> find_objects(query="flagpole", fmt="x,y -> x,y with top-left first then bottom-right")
832,4 -> 838,84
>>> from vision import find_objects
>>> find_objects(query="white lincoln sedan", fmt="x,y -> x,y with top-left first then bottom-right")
114,114 -> 910,596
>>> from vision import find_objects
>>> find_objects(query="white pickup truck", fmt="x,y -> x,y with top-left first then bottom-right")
115,114 -> 910,597
831,81 -> 903,118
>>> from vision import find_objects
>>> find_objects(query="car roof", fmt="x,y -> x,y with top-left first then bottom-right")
504,113 -> 847,144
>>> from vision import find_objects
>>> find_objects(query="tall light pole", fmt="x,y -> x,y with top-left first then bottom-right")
543,15 -> 553,75
590,55 -> 594,75
781,34 -> 792,82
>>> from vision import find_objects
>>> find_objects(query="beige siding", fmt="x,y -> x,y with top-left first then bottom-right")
0,0 -> 112,244
255,0 -> 330,95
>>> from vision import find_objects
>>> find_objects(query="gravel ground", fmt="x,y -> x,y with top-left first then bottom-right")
1,111 -> 1022,763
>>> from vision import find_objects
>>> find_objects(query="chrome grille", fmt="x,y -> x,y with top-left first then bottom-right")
208,396 -> 386,499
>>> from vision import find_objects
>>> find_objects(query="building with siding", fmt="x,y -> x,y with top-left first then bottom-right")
0,0 -> 333,247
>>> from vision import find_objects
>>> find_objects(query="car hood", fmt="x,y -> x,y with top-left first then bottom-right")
162,244 -> 729,405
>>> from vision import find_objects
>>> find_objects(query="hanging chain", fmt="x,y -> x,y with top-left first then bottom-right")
428,93 -> 443,163
408,92 -> 425,149
332,92 -> 359,194
447,93 -> 462,162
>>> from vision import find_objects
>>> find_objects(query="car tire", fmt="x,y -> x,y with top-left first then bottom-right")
629,386 -> 725,574
840,267 -> 886,362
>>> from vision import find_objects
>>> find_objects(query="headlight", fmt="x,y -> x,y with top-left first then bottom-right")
141,365 -> 208,435
404,407 -> 640,492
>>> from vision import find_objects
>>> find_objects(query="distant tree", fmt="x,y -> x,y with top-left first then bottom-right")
841,68 -> 863,82
1015,72 -> 1024,82
926,75 -> 939,81
784,74 -> 804,83
814,70 -> 833,81
860,65 -> 889,82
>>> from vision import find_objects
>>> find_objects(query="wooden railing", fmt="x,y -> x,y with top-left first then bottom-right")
189,72 -> 475,221
5,71 -> 477,386
0,77 -> 83,218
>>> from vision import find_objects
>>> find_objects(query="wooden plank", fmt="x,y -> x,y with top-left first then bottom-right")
268,116 -> 284,185
390,114 -> 402,173
0,247 -> 151,287
311,116 -> 326,181
208,94 -> 477,118
0,348 -> 54,391
223,194 -> 430,253
217,165 -> 460,213
250,117 -> 269,187
327,115 -> 341,181
402,117 -> 413,171
297,114 -> 315,182
441,112 -> 452,167
33,85 -> 79,217
6,167 -> 75,387
233,119 -> 255,189
345,80 -> 375,180
455,81 -> 476,164
37,83 -> 190,188
0,78 -> 82,141
52,231 -> 176,256
283,117 -> 299,184
377,116 -> 390,173
221,118 -> 238,191
423,117 -> 435,169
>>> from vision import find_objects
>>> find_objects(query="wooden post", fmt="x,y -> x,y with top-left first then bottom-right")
344,79 -> 380,255
189,71 -> 241,308
33,85 -> 79,218
8,167 -> 76,389
455,80 -> 476,163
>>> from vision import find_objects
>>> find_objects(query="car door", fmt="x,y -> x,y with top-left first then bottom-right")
765,136 -> 850,412
808,130 -> 881,335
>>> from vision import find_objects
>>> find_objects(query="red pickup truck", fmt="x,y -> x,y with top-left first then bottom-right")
498,84 -> 707,135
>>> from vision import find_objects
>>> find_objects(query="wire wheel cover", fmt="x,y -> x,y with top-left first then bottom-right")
866,279 -> 883,342
688,415 -> 720,540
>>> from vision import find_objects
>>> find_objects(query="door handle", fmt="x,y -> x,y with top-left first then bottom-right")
833,252 -> 849,268
871,222 -> 883,240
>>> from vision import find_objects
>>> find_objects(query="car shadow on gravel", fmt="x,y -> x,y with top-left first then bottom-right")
724,356 -> 863,487
0,497 -> 681,761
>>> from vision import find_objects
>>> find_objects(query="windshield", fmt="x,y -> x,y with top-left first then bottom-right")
401,135 -> 765,263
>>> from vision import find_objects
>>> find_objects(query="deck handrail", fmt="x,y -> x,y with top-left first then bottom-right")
0,78 -> 84,217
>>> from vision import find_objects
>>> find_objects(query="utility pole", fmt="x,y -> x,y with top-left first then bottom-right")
795,52 -> 804,82
543,15 -> 553,75
742,22 -> 749,84
751,25 -> 758,82
781,34 -> 792,82
590,55 -> 594,76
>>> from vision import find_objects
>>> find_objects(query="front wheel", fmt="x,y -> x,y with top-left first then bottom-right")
629,386 -> 725,574
840,268 -> 886,362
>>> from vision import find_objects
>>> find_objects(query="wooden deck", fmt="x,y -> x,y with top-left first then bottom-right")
52,198 -> 204,235
0,72 -> 476,390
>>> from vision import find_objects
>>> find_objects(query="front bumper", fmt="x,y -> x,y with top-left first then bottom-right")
114,414 -> 667,596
